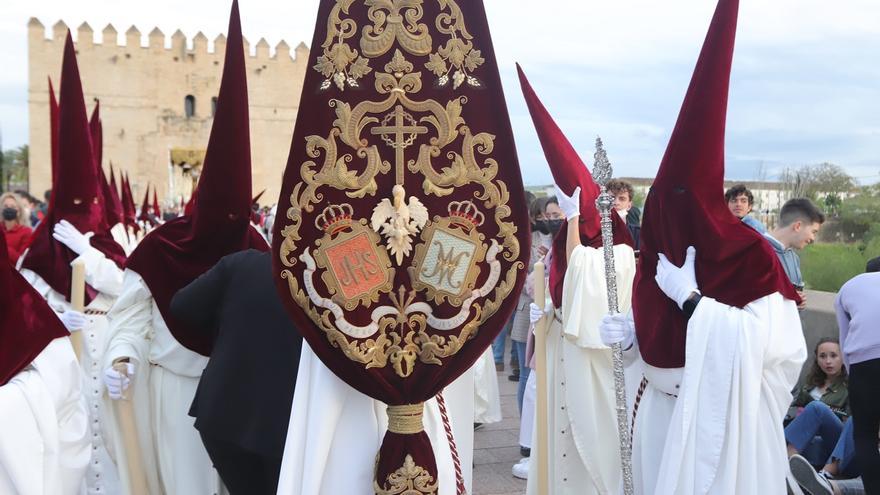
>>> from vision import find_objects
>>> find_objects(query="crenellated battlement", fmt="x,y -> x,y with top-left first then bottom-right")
27,17 -> 309,62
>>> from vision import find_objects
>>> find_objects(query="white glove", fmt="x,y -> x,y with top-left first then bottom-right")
59,310 -> 87,331
655,246 -> 699,309
554,184 -> 581,221
529,301 -> 552,325
52,220 -> 94,255
599,312 -> 635,350
103,362 -> 135,400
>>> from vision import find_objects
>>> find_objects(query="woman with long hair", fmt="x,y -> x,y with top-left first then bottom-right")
785,338 -> 849,466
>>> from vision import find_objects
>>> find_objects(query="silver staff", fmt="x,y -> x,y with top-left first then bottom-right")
592,136 -> 633,495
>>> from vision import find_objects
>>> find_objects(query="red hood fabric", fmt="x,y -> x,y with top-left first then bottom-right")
108,164 -> 125,226
152,188 -> 161,218
126,0 -> 268,357
20,33 -> 126,303
633,0 -> 799,369
91,101 -> 123,228
121,172 -> 140,233
0,229 -> 69,386
516,64 -> 633,307
137,184 -> 152,223
29,78 -> 60,249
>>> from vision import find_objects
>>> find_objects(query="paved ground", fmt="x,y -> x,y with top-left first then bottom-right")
472,364 -> 527,495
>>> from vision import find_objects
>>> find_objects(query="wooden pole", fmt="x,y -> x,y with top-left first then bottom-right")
69,259 -> 86,360
532,261 -> 549,495
113,362 -> 150,495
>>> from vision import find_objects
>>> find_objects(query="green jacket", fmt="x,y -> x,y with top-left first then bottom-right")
790,376 -> 850,421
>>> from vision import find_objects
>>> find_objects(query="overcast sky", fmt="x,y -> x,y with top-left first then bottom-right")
2,0 -> 878,185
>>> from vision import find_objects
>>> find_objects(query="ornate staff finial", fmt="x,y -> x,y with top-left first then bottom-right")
592,136 -> 612,188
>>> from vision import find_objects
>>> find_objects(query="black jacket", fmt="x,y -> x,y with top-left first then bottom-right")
170,249 -> 302,459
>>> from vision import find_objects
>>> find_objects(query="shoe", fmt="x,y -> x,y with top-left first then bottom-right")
473,422 -> 484,431
512,458 -> 529,480
520,446 -> 530,457
508,373 -> 519,382
789,454 -> 832,495
495,363 -> 504,372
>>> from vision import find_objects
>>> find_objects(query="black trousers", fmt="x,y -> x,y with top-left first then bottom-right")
849,358 -> 880,494
199,431 -> 282,495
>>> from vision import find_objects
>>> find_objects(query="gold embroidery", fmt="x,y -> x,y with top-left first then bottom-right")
374,454 -> 438,495
425,0 -> 484,88
314,0 -> 372,90
409,201 -> 487,306
280,9 -> 523,378
386,403 -> 425,434
360,0 -> 433,58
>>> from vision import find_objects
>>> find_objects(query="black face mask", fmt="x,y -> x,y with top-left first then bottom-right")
2,208 -> 17,221
547,219 -> 564,235
533,220 -> 550,235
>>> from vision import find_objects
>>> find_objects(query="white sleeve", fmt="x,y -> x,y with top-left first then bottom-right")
75,246 -> 125,297
103,269 -> 153,368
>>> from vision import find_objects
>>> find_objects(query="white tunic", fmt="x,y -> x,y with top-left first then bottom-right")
102,269 -> 221,495
21,247 -> 125,495
632,292 -> 806,495
277,343 -> 475,495
0,337 -> 91,495
527,244 -> 636,495
473,348 -> 502,424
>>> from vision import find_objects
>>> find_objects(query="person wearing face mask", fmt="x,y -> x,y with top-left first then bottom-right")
1,192 -> 33,264
100,5 -> 266,493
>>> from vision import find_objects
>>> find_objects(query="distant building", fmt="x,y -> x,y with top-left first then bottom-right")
27,18 -> 309,206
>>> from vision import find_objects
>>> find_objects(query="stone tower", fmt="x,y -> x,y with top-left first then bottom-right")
27,18 -> 309,206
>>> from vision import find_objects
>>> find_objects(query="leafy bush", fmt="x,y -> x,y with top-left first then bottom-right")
801,243 -> 877,292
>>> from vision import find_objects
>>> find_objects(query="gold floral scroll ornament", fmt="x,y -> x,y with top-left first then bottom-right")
374,455 -> 438,495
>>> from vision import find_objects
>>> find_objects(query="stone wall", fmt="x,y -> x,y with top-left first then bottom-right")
27,18 -> 309,206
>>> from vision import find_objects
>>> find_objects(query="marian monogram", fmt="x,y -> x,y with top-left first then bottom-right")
278,0 -> 523,382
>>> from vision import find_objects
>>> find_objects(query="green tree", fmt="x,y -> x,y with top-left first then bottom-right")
1,145 -> 29,192
837,185 -> 880,243
779,162 -> 857,208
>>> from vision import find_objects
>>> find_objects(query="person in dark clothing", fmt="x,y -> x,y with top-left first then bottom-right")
170,249 -> 302,495
607,179 -> 641,251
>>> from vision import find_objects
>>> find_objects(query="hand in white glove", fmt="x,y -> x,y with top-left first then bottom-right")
599,312 -> 635,350
59,310 -> 87,332
655,246 -> 699,309
103,362 -> 135,400
52,220 -> 94,255
529,301 -> 552,325
554,184 -> 581,221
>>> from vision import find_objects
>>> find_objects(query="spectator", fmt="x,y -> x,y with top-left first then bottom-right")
1,192 -> 33,264
835,257 -> 880,493
785,338 -> 849,466
764,198 -> 825,309
790,419 -> 863,495
608,179 -> 641,249
725,183 -> 766,233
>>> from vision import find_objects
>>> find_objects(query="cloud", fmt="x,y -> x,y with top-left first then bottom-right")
1,0 -> 878,185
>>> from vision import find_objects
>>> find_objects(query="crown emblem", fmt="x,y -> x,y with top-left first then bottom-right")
315,203 -> 354,235
448,200 -> 484,232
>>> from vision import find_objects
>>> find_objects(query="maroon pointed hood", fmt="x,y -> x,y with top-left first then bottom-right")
517,64 -> 632,307
121,172 -> 140,233
0,229 -> 69,386
91,101 -> 122,227
126,0 -> 268,356
108,164 -> 125,225
20,33 -> 125,303
152,188 -> 161,218
633,0 -> 798,368
138,184 -> 152,223
48,78 -> 60,206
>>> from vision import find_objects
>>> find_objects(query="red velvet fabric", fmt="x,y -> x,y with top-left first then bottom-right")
517,65 -> 633,307
152,189 -> 161,218
137,184 -> 152,224
271,1 -> 529,490
20,33 -> 126,304
633,0 -> 799,369
126,1 -> 268,357
91,101 -> 124,229
0,229 -> 69,386
121,173 -> 139,234
108,164 -> 125,226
